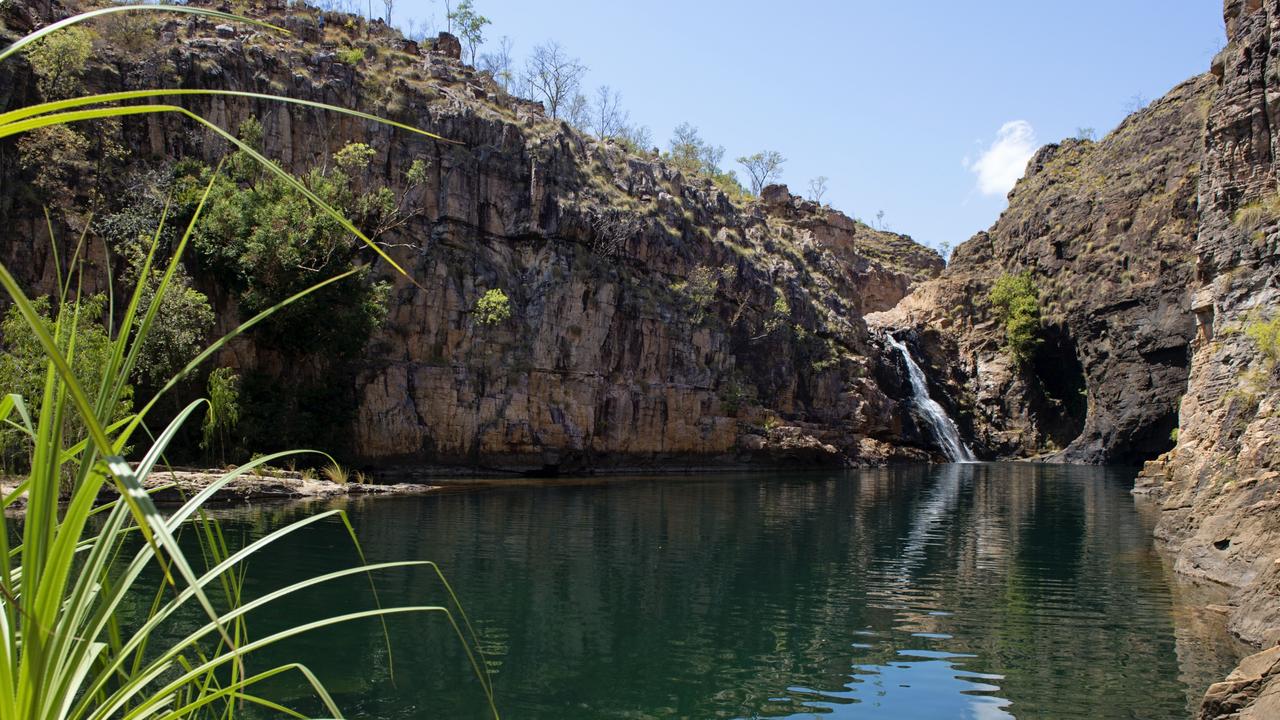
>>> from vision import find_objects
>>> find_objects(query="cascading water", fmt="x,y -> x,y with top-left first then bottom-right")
886,334 -> 976,463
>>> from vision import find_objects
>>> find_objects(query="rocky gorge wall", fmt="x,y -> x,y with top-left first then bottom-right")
872,74 -> 1213,465
876,0 -> 1280,713
1135,1 -> 1280,716
2,0 -> 1279,716
0,0 -> 946,473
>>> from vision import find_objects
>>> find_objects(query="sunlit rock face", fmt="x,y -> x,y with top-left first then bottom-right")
0,1 -> 945,471
1139,1 -> 1280,717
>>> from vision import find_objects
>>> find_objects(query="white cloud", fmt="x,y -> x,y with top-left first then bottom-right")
968,120 -> 1037,196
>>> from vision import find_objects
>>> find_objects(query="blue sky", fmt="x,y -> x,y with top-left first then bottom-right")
392,0 -> 1224,252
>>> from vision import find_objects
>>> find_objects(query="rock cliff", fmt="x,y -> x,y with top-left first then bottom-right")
1134,1 -> 1280,716
878,1 -> 1280,713
873,74 -> 1213,464
0,0 -> 945,472
3,0 -> 1280,715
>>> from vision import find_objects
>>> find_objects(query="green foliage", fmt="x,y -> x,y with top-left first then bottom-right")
989,272 -> 1042,364
670,265 -> 727,325
406,157 -> 430,185
736,150 -> 786,195
200,367 -> 240,462
186,129 -> 418,357
0,296 -> 132,470
718,376 -> 755,415
96,183 -> 216,387
17,22 -> 124,202
790,323 -> 838,371
666,122 -> 726,177
97,10 -> 162,56
1245,314 -> 1280,367
710,169 -> 751,203
337,45 -> 365,65
1169,427 -> 1179,443
323,461 -> 350,485
474,288 -> 512,326
23,25 -> 92,98
131,278 -> 215,386
764,293 -> 791,335
17,124 -> 89,200
448,0 -> 491,64
334,141 -> 376,173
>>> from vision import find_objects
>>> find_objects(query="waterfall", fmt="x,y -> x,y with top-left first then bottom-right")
886,335 -> 976,463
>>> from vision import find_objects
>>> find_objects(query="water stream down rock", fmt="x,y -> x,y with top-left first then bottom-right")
886,335 -> 975,463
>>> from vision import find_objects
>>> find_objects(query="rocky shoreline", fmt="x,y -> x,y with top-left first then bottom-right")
875,0 -> 1280,714
1136,461 -> 1280,719
1,469 -> 438,513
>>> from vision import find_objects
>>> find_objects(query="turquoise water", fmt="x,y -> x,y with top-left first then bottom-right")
214,463 -> 1241,719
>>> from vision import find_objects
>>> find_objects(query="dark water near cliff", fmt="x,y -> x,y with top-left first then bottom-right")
223,463 -> 1242,719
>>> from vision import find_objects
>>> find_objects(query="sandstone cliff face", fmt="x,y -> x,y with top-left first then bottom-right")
1133,1 -> 1280,716
875,74 -> 1214,464
0,1 -> 944,472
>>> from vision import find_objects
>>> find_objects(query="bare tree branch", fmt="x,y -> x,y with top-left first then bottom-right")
521,41 -> 587,119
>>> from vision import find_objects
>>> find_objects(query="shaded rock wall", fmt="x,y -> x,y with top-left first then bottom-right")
1132,1 -> 1280,716
875,74 -> 1213,464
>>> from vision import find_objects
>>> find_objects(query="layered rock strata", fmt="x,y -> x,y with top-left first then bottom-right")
0,0 -> 945,472
1134,1 -> 1280,716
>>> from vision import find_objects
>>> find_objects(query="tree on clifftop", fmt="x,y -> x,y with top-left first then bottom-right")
448,0 -> 490,65
590,85 -> 628,140
480,35 -> 515,91
808,175 -> 829,204
737,150 -> 786,195
669,122 -> 725,175
523,41 -> 587,119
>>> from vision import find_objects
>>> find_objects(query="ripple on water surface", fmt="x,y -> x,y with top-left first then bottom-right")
208,463 -> 1242,719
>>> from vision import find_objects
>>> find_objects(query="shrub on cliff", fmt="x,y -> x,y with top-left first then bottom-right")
0,6 -> 495,718
96,180 -> 217,387
0,296 -> 133,471
1246,314 -> 1280,368
671,265 -> 731,325
989,272 -> 1042,364
185,121 -> 425,358
474,288 -> 512,325
337,45 -> 365,65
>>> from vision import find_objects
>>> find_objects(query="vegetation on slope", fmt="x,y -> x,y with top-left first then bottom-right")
0,6 -> 497,718
988,272 -> 1042,365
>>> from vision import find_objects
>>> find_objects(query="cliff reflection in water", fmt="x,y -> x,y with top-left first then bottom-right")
227,464 -> 1241,719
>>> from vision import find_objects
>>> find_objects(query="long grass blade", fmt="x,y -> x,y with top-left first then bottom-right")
0,90 -> 458,144
0,104 -> 416,284
0,5 -> 285,63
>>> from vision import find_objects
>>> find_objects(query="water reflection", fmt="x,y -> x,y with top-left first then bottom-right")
216,464 -> 1242,719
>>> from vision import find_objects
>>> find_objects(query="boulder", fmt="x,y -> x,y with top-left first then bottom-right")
431,31 -> 461,59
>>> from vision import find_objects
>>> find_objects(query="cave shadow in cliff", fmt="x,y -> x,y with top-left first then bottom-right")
1027,324 -> 1088,451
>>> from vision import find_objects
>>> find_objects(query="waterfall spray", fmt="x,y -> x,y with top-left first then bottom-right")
886,335 -> 976,463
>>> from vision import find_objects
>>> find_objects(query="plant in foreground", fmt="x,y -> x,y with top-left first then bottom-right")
0,6 -> 497,718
